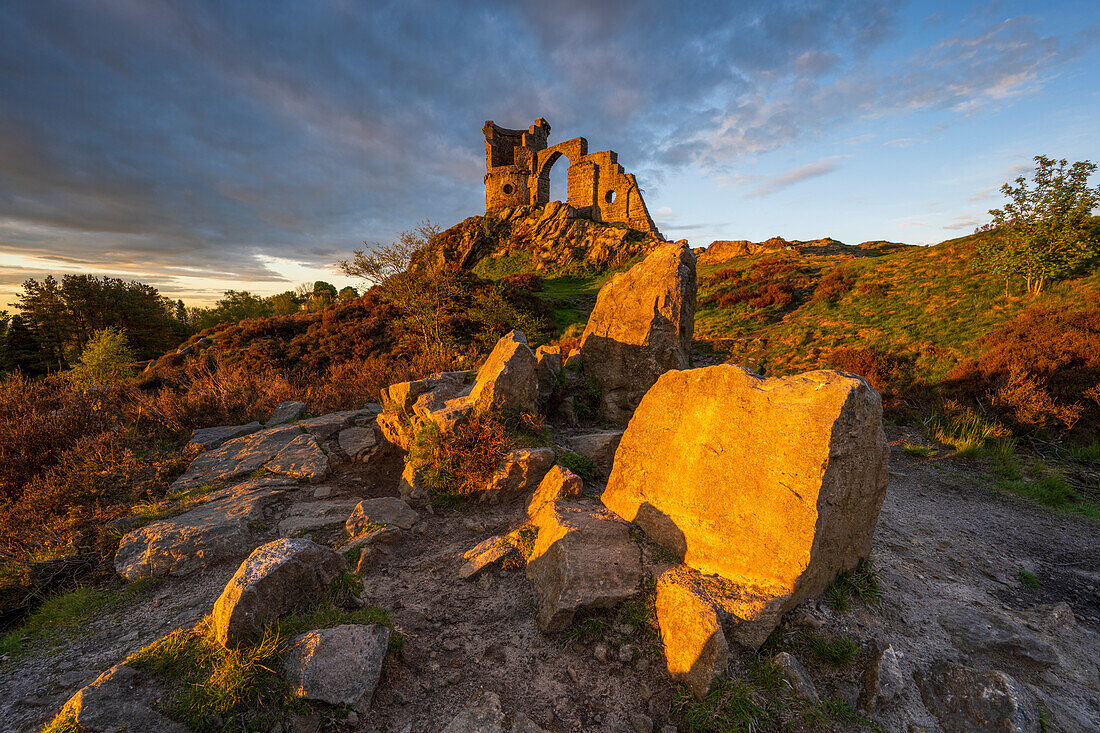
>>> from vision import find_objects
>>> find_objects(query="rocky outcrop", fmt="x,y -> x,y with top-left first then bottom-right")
265,433 -> 330,482
171,424 -> 303,491
266,400 -> 305,427
697,237 -> 795,264
114,478 -> 292,580
346,497 -> 419,534
60,664 -> 186,733
565,430 -> 623,477
577,241 -> 696,423
277,499 -> 361,538
602,365 -> 888,645
482,447 -> 555,503
187,422 -> 262,453
281,624 -> 389,706
916,661 -> 1041,733
525,501 -> 642,632
212,538 -> 344,647
527,465 -> 583,517
534,345 -> 563,404
470,330 -> 538,416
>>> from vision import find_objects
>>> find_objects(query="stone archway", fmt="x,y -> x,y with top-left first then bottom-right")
535,137 -> 589,206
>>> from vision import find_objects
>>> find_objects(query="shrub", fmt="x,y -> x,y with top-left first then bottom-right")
65,327 -> 136,387
812,265 -> 857,303
700,257 -> 809,310
829,347 -> 915,399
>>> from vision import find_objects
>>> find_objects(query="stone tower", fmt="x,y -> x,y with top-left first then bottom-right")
483,118 -> 660,236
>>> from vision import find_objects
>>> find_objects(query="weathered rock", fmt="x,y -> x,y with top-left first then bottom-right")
61,663 -> 187,733
266,400 -> 306,427
442,690 -> 504,733
377,412 -> 413,451
299,413 -> 354,440
773,652 -> 819,702
187,421 -> 262,452
939,608 -> 1060,668
412,386 -> 475,435
114,481 -> 291,580
631,713 -> 654,733
281,624 -> 389,705
859,640 -> 905,711
916,661 -> 1041,733
398,463 -> 430,506
565,430 -> 623,477
346,497 -> 419,534
577,241 -> 696,423
458,534 -> 521,580
469,330 -> 538,415
278,499 -> 361,538
602,365 -> 888,644
526,501 -> 642,632
265,433 -> 330,482
212,538 -> 344,647
338,426 -> 377,461
382,371 -> 470,415
528,465 -> 583,517
483,447 -> 555,503
171,424 -> 303,491
535,345 -> 563,403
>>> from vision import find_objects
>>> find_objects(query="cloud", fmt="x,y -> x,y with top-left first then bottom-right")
746,158 -> 846,198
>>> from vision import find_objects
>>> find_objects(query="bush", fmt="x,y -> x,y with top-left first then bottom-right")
812,265 -> 857,304
701,257 -> 809,310
65,327 -> 136,387
828,347 -> 915,399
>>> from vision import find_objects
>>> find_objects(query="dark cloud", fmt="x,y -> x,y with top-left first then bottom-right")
0,1 -> 1088,298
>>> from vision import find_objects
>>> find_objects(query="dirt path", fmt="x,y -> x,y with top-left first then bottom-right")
2,428 -> 1098,732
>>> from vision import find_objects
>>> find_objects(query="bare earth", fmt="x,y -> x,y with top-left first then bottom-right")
2,427 -> 1098,732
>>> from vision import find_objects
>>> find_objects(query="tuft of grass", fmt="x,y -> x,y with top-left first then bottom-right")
126,616 -> 295,730
1018,569 -> 1040,588
826,558 -> 883,612
673,657 -> 784,732
902,441 -> 936,458
41,703 -> 81,733
807,632 -> 860,666
1067,442 -> 1100,462
558,615 -> 611,645
557,450 -> 598,482
988,451 -> 1100,520
928,409 -> 1009,457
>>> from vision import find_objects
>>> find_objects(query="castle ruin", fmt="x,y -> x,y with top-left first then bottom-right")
483,117 -> 660,236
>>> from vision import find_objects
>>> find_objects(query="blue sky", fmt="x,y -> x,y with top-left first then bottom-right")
1,0 -> 1097,305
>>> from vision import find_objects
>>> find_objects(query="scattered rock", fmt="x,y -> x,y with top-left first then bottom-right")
939,608 -> 1060,668
411,383 -> 475,436
114,481 -> 291,580
212,538 -> 344,647
773,652 -> 819,702
469,330 -> 538,415
1026,602 -> 1076,634
265,433 -> 330,482
483,447 -> 555,503
916,660 -> 1041,733
526,501 -> 642,632
577,241 -> 696,423
527,465 -> 583,517
63,663 -> 187,733
602,365 -> 888,644
458,534 -> 520,580
346,497 -> 419,534
565,430 -> 624,477
859,640 -> 905,711
535,345 -> 563,404
655,567 -> 729,699
187,422 -> 262,452
631,713 -> 654,733
383,371 -> 469,415
398,463 -> 430,507
171,424 -> 303,491
338,426 -> 378,462
281,624 -> 389,705
442,689 -> 504,733
266,400 -> 306,427
278,500 -> 361,538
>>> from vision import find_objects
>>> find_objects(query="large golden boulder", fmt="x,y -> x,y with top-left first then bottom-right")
602,365 -> 888,632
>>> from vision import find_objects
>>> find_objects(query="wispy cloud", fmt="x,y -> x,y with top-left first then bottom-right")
746,158 -> 846,198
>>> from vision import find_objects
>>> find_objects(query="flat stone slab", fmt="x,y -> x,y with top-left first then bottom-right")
65,663 -> 187,733
115,482 -> 291,580
458,535 -> 520,580
338,426 -> 377,461
266,400 -> 305,427
279,499 -> 361,538
171,424 -> 303,491
187,421 -> 262,452
265,433 -> 330,482
282,623 -> 389,705
346,497 -> 419,534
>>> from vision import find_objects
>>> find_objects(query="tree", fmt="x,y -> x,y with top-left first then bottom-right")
66,327 -> 136,387
340,220 -> 465,354
268,290 -> 300,315
338,286 -> 358,301
981,155 -> 1100,294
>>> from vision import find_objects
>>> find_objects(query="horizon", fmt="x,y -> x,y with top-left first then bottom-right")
1,0 -> 1098,308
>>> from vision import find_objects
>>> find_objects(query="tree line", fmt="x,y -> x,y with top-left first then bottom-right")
0,275 -> 357,376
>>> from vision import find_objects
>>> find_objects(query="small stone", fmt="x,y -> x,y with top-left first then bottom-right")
773,652 -> 819,702
619,644 -> 636,663
346,497 -> 419,534
313,486 -> 332,499
346,711 -> 359,726
860,641 -> 905,711
594,642 -> 609,662
567,665 -> 579,683
631,713 -> 654,733
266,400 -> 306,427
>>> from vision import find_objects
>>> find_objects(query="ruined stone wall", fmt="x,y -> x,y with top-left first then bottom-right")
484,118 -> 661,237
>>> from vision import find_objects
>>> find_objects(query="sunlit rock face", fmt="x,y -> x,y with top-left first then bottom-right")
577,241 -> 696,424
603,365 -> 888,633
